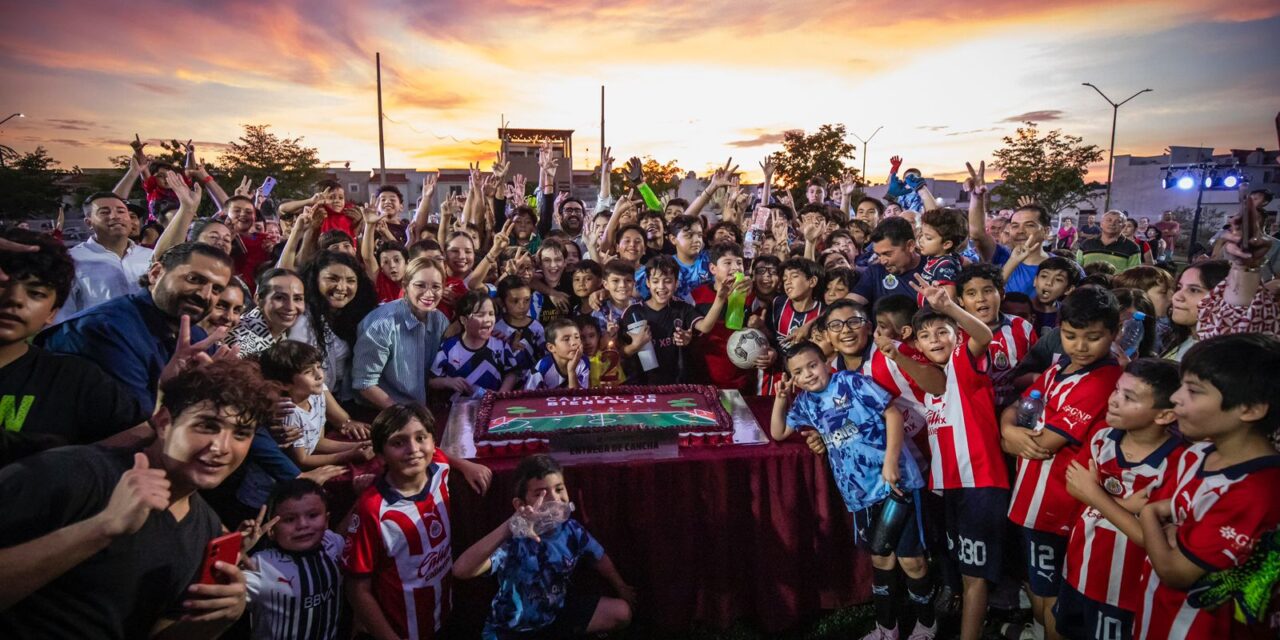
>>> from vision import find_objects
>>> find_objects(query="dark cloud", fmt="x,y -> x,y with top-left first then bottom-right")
1001,110 -> 1064,123
728,132 -> 788,148
917,125 -> 949,131
945,127 -> 1001,136
49,138 -> 89,147
47,118 -> 95,131
131,81 -> 181,95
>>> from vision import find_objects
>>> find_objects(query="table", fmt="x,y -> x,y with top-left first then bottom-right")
441,396 -> 872,633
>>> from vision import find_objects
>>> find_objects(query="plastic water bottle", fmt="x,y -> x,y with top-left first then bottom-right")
870,488 -> 913,555
725,273 -> 747,330
509,501 -> 575,539
1116,311 -> 1147,357
1015,390 -> 1044,429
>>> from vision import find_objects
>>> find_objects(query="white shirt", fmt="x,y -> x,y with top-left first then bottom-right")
287,393 -> 328,456
57,236 -> 153,322
289,313 -> 351,401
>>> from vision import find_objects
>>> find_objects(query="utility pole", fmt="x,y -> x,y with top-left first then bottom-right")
1083,83 -> 1151,211
852,126 -> 882,185
376,53 -> 387,187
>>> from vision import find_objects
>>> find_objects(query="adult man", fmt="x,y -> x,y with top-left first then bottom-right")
37,242 -> 232,414
849,217 -> 926,308
56,192 -> 155,321
0,229 -> 147,466
0,359 -> 274,639
1077,213 -> 1101,243
1076,209 -> 1141,271
980,204 -> 1053,298
1152,211 -> 1181,262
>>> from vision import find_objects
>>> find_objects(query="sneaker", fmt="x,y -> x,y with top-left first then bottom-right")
859,624 -> 898,640
905,621 -> 937,640
934,584 -> 961,617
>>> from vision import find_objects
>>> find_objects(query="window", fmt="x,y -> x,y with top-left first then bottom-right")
349,183 -> 359,193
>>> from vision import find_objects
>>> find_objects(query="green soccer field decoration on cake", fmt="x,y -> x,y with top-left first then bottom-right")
485,391 -> 719,436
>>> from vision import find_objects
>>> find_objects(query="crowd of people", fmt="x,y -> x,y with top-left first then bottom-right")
0,134 -> 1278,640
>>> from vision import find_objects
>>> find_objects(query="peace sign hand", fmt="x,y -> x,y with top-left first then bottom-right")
238,505 -> 280,556
909,273 -> 953,312
964,161 -> 987,196
158,315 -> 228,387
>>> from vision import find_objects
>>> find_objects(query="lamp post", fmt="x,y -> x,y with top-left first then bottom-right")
852,126 -> 882,186
0,113 -> 23,127
1083,84 -> 1151,211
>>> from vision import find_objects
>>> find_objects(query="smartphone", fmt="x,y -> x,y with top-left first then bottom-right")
260,176 -> 278,198
198,531 -> 242,585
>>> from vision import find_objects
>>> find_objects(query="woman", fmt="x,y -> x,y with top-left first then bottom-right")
200,276 -> 250,335
229,268 -> 306,357
352,257 -> 450,409
190,218 -> 235,257
1121,218 -> 1154,265
1143,226 -> 1166,264
1055,216 -> 1077,250
293,251 -> 378,402
1162,260 -> 1230,360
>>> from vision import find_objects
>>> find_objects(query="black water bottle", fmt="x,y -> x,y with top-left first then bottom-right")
870,488 -> 913,556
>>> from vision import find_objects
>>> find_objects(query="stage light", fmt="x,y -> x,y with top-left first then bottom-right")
1161,169 -> 1173,189
1222,173 -> 1240,189
1203,171 -> 1215,189
1176,173 -> 1195,190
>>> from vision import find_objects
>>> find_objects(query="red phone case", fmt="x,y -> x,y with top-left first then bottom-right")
198,531 -> 242,585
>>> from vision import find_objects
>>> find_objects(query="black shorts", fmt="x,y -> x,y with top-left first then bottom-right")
942,487 -> 1010,582
1054,582 -> 1133,640
1022,527 -> 1069,597
854,491 -> 927,559
487,591 -> 603,640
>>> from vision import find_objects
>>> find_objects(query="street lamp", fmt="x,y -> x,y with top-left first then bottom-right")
0,113 -> 24,127
1082,84 -> 1151,211
852,126 -> 883,186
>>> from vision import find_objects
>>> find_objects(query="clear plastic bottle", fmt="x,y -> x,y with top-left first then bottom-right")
509,501 -> 575,539
1116,311 -> 1147,357
1015,390 -> 1044,429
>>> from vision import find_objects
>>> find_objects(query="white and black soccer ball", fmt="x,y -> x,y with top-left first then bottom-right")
727,328 -> 770,369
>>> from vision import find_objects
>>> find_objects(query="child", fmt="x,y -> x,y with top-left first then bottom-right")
525,318 -> 589,390
620,255 -> 701,385
1111,265 -> 1174,350
823,267 -> 859,305
635,214 -> 711,303
1001,291 -> 1034,325
887,156 -> 926,213
749,254 -> 782,315
1032,257 -> 1082,335
910,281 -> 1010,640
592,259 -> 638,333
372,241 -> 409,303
258,340 -> 373,471
771,341 -> 935,640
1059,359 -> 1185,640
344,405 -> 461,640
1135,334 -> 1280,640
916,208 -> 968,300
532,240 -> 571,325
1002,286 -> 1124,640
494,275 -> 546,373
954,263 -> 1037,408
757,257 -> 825,396
244,479 -> 349,640
430,289 -> 521,399
574,315 -> 622,388
453,454 -> 634,639
440,231 -> 477,319
690,242 -> 761,392
567,259 -> 603,317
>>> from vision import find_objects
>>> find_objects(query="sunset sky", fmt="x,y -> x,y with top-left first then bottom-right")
1,0 -> 1277,183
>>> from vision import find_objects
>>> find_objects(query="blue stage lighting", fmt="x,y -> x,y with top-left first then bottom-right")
1176,173 -> 1195,190
1222,174 -> 1240,189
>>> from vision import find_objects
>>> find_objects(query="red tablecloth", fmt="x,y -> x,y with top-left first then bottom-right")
445,398 -> 871,633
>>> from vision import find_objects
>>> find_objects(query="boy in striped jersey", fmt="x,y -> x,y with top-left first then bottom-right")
755,257 -> 824,396
1135,334 -> 1280,640
1059,359 -> 1185,640
953,264 -> 1038,409
524,319 -> 589,390
1003,286 -> 1124,640
245,479 -> 349,640
910,282 -> 1009,640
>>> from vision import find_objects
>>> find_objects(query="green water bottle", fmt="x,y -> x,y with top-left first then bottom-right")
725,273 -> 747,330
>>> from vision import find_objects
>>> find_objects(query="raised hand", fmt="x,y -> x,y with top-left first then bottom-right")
358,204 -> 384,227
601,147 -> 615,174
1221,196 -> 1272,267
759,156 -> 776,185
234,176 -> 253,197
889,155 -> 903,173
1017,195 -> 1037,208
964,161 -> 987,196
92,452 -> 170,538
840,171 -> 859,196
158,315 -> 227,387
491,151 -> 510,179
164,171 -> 202,211
422,173 -> 438,197
237,504 -> 280,555
771,212 -> 790,243
801,219 -> 823,244
910,273 -> 953,311
625,157 -> 644,185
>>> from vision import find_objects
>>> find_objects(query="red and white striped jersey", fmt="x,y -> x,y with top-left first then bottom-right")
987,314 -> 1038,408
757,296 -> 823,396
1136,443 -> 1280,640
343,449 -> 453,640
1063,428 -> 1184,612
1008,358 -> 1122,534
924,344 -> 1009,490
860,341 -> 933,465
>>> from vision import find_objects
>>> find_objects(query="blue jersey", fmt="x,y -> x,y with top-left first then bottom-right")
787,370 -> 925,512
483,519 -> 604,637
634,251 -> 711,303
430,335 -> 519,399
524,355 -> 590,390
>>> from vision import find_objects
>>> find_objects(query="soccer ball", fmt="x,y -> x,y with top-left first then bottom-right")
727,328 -> 770,369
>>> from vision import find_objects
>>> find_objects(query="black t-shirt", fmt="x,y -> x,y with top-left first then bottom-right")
0,445 -> 223,639
0,346 -> 147,466
620,301 -> 702,384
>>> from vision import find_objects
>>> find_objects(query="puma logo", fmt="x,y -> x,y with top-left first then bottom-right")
277,576 -> 296,588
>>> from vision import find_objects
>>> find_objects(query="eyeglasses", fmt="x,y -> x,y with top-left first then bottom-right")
825,317 -> 867,332
753,268 -> 778,276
